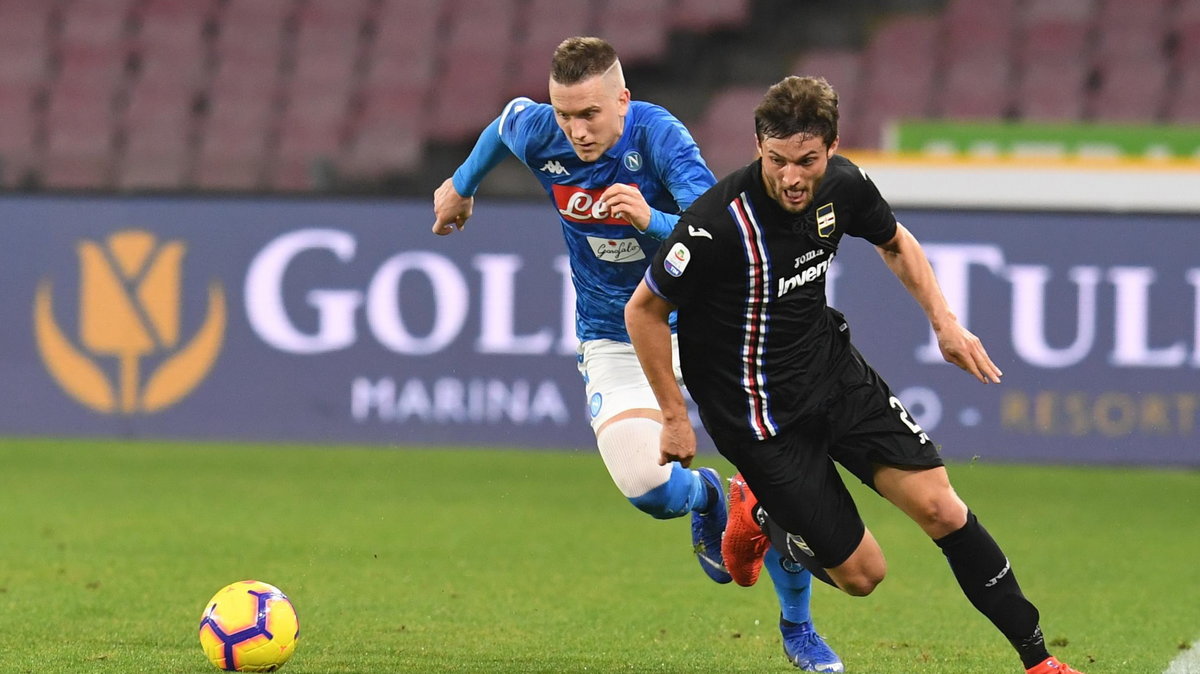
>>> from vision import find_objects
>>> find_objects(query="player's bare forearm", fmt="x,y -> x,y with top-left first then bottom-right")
626,283 -> 686,415
875,224 -> 953,328
625,283 -> 696,464
876,223 -> 1003,383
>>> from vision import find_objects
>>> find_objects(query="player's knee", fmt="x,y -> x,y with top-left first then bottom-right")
833,564 -> 886,597
910,495 -> 969,539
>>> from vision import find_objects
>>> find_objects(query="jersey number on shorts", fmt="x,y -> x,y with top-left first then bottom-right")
889,395 -> 932,445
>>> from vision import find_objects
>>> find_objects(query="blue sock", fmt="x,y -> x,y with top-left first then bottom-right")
627,463 -> 706,519
765,546 -> 813,625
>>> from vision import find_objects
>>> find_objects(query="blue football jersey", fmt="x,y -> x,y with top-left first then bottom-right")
480,97 -> 716,343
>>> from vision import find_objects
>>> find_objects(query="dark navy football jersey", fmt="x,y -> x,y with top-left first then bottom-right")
645,155 -> 898,441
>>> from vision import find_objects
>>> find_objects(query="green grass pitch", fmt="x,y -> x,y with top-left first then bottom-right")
0,437 -> 1196,673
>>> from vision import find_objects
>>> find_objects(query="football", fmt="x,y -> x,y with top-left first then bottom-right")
198,580 -> 300,672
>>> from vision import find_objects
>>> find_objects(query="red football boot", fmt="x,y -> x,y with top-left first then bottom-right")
722,472 -> 771,587
1026,656 -> 1086,674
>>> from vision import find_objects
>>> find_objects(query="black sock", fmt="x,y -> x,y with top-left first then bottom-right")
934,511 -> 1050,669
757,504 -> 838,588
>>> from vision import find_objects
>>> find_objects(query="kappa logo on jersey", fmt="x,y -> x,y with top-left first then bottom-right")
622,151 -> 643,172
540,160 -> 570,176
816,203 -> 836,238
551,184 -> 636,225
663,242 -> 691,277
586,236 -> 646,263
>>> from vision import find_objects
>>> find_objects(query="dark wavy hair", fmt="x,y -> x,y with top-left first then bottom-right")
754,76 -> 839,147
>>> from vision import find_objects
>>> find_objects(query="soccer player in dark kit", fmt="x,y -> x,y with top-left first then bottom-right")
624,75 -> 1083,674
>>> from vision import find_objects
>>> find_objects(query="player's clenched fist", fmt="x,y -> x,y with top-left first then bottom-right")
599,183 -> 651,231
432,177 -> 473,235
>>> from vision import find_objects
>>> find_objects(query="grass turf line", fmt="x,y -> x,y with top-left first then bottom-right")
0,437 -> 1196,673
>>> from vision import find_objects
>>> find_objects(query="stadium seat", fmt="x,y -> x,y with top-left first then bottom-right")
59,0 -> 136,48
289,1 -> 370,91
671,0 -> 752,33
505,0 -> 591,99
859,16 -> 940,141
1165,67 -> 1200,123
343,92 -> 425,177
117,78 -> 196,190
1014,60 -> 1088,121
193,69 -> 276,191
426,0 -> 517,142
43,95 -> 117,190
938,59 -> 1014,120
131,0 -> 214,81
212,0 -> 292,65
1088,58 -> 1168,122
0,81 -> 41,186
1092,0 -> 1169,62
792,48 -> 860,93
364,0 -> 441,99
1017,0 -> 1096,68
693,85 -> 765,178
595,0 -> 671,65
1173,0 -> 1200,69
941,0 -> 1017,67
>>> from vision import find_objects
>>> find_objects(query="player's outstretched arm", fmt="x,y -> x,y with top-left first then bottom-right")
625,281 -> 697,466
432,178 -> 473,235
875,223 -> 1003,384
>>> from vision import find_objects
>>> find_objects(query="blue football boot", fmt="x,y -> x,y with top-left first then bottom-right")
781,618 -> 843,672
691,467 -> 732,584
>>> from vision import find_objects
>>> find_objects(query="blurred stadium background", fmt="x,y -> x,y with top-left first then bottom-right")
1,0 -> 1198,195
3,3 -> 1200,671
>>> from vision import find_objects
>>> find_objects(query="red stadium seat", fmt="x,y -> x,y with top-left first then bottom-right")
595,0 -> 671,65
193,70 -> 276,191
505,0 -> 591,99
0,81 -> 41,185
342,119 -> 424,177
364,0 -> 441,99
289,1 -> 371,91
1164,67 -> 1200,123
859,15 -> 940,125
692,85 -> 764,178
941,0 -> 1017,66
1088,58 -> 1168,122
1092,0 -> 1169,62
792,49 -> 861,93
425,0 -> 517,143
938,59 -> 1014,120
59,0 -> 136,48
1173,0 -> 1200,68
1014,60 -> 1088,121
671,0 -> 751,33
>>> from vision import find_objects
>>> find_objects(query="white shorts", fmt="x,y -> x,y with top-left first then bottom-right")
576,336 -> 683,433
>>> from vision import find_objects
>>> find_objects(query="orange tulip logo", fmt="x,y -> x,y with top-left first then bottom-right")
34,229 -> 226,414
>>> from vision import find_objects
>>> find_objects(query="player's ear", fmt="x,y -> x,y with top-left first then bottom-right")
617,87 -> 630,115
828,136 -> 840,156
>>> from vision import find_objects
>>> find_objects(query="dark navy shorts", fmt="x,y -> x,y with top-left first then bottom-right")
716,346 -> 943,568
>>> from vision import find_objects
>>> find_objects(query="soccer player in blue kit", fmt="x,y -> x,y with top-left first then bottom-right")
431,37 -> 842,671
